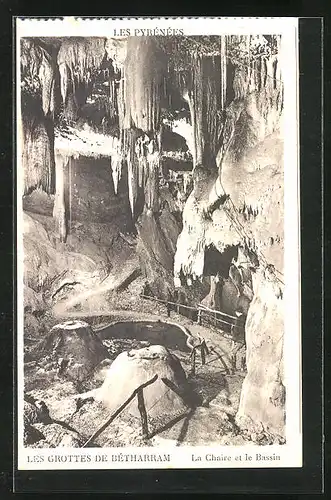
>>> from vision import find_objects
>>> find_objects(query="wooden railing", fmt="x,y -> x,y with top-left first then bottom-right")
82,373 -> 197,447
81,298 -> 247,446
140,294 -> 245,339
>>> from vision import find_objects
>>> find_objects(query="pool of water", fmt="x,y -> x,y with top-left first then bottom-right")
97,321 -> 191,353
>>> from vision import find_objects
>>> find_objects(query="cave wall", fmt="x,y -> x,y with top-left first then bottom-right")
136,208 -> 180,295
63,156 -> 132,227
221,39 -> 284,434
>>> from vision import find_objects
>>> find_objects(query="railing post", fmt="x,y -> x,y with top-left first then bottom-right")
201,340 -> 207,365
137,388 -> 149,440
190,347 -> 196,375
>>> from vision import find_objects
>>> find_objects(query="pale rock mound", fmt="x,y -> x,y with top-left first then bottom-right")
96,345 -> 192,419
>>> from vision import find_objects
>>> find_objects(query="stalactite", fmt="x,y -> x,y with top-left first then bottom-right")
21,39 -> 56,118
123,37 -> 166,133
229,34 -> 282,108
121,129 -> 161,218
117,76 -> 126,131
116,37 -> 165,218
126,131 -> 140,217
21,39 -> 56,195
127,147 -> 136,217
57,38 -> 106,114
176,48 -> 221,169
110,136 -> 123,195
108,79 -> 117,122
145,139 -> 160,212
174,228 -> 207,285
22,115 -> 54,195
59,62 -> 69,106
38,49 -> 56,117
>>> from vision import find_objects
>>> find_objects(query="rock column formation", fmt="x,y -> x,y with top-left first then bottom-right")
236,270 -> 285,436
173,35 -> 286,437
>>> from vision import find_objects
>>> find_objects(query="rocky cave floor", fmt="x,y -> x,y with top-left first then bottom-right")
24,295 -> 281,450
23,201 -> 284,449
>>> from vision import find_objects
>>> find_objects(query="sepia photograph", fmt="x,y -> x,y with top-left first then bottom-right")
16,17 -> 301,469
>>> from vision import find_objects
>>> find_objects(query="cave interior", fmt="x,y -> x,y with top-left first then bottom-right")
21,34 -> 286,448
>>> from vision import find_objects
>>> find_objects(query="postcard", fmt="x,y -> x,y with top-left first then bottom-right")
16,16 -> 301,470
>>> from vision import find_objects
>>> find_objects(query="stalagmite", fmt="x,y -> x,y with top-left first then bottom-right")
123,37 -> 165,133
201,275 -> 222,310
220,36 -> 227,110
236,271 -> 285,436
42,320 -> 108,383
53,152 -> 68,243
183,172 -> 192,195
110,137 -> 123,195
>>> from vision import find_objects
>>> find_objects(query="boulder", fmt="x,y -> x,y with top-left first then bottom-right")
24,397 -> 51,426
24,423 -> 45,446
96,345 -> 193,420
34,422 -> 83,448
27,380 -> 79,422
